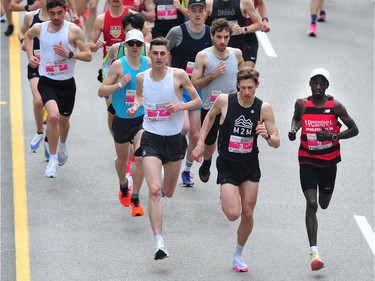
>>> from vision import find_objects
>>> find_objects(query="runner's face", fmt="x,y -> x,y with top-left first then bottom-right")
48,6 -> 66,26
149,45 -> 169,68
238,79 -> 258,102
310,75 -> 328,97
211,30 -> 230,52
188,5 -> 206,25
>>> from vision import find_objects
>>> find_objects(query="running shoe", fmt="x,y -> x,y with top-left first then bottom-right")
0,15 -> 6,22
198,164 -> 210,183
130,197 -> 144,217
317,13 -> 326,22
233,254 -> 249,272
310,252 -> 324,271
4,24 -> 14,36
30,132 -> 44,152
43,141 -> 50,162
58,146 -> 68,166
155,240 -> 169,260
181,171 -> 194,187
307,23 -> 317,37
118,184 -> 131,207
45,158 -> 58,178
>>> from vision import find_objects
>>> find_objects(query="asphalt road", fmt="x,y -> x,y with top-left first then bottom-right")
1,0 -> 374,280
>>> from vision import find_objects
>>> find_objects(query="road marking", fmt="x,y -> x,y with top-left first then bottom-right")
0,101 -> 7,105
354,215 -> 375,256
9,13 -> 31,281
256,31 -> 278,58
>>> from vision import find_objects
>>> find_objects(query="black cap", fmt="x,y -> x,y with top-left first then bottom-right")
188,0 -> 206,7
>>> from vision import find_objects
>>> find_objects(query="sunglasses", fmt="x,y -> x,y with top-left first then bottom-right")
127,40 -> 143,47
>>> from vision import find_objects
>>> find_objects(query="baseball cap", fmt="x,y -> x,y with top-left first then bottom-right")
310,67 -> 330,82
188,0 -> 206,7
125,29 -> 144,43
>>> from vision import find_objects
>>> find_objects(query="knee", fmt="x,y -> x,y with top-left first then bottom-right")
223,208 -> 241,221
241,208 -> 254,222
189,130 -> 200,145
149,185 -> 162,198
116,156 -> 127,167
306,199 -> 318,214
47,112 -> 59,125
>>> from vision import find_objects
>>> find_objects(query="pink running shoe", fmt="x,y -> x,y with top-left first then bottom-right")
317,13 -> 326,22
233,254 -> 249,272
307,23 -> 317,37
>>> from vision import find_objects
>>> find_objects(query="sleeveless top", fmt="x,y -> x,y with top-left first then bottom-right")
39,21 -> 76,80
206,0 -> 247,49
142,68 -> 184,135
123,0 -> 144,11
201,47 -> 238,110
299,95 -> 342,166
103,8 -> 129,58
218,94 -> 261,162
152,0 -> 185,38
112,56 -> 148,119
170,23 -> 211,72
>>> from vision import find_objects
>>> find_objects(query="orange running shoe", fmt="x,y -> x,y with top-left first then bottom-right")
118,187 -> 131,207
130,197 -> 144,217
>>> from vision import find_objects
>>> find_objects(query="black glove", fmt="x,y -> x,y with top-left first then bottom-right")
288,131 -> 296,141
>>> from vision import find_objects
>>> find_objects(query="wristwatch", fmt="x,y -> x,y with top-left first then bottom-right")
68,51 -> 74,59
243,27 -> 247,34
24,5 -> 29,11
262,17 -> 269,22
331,134 -> 338,141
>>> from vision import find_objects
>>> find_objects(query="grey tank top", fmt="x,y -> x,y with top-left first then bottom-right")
201,47 -> 238,110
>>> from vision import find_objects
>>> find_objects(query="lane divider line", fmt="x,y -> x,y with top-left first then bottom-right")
9,13 -> 31,281
354,215 -> 375,256
256,31 -> 278,58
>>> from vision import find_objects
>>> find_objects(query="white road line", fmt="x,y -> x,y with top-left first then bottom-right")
255,31 -> 278,58
354,215 -> 375,256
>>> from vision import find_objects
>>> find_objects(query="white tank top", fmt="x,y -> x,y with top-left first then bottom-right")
39,20 -> 76,80
142,67 -> 184,136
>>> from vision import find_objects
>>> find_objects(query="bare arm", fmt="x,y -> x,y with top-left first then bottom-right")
98,60 -> 123,97
257,0 -> 270,32
192,94 -> 225,162
88,14 -> 105,52
24,23 -> 41,68
257,102 -> 280,148
10,0 -> 41,12
18,11 -> 33,51
235,48 -> 244,71
288,98 -> 305,141
175,69 -> 202,110
140,0 -> 155,23
191,51 -> 226,90
69,24 -> 92,61
242,0 -> 262,33
333,100 -> 359,140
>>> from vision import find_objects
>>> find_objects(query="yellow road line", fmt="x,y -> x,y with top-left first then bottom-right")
9,13 -> 31,281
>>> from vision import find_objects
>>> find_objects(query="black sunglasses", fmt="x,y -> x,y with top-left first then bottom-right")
127,40 -> 143,47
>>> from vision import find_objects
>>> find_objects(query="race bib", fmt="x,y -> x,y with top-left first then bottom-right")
145,103 -> 171,121
211,90 -> 221,105
307,133 -> 332,150
185,61 -> 195,76
45,59 -> 68,76
125,90 -> 135,106
157,5 -> 177,20
228,135 -> 253,153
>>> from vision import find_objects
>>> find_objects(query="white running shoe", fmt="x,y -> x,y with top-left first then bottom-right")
154,240 -> 169,260
30,132 -> 44,152
58,146 -> 68,166
45,158 -> 58,178
233,254 -> 249,272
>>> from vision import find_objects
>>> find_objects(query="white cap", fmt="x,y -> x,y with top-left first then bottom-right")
125,29 -> 144,43
310,67 -> 330,82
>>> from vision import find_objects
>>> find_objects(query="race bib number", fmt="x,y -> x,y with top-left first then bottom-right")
125,90 -> 135,106
307,133 -> 332,150
45,59 -> 68,76
185,61 -> 195,76
228,135 -> 253,153
211,90 -> 221,105
146,103 -> 171,121
157,5 -> 177,20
